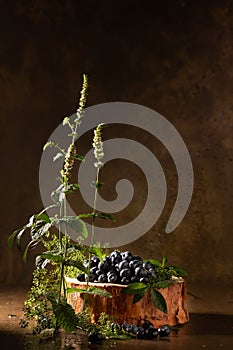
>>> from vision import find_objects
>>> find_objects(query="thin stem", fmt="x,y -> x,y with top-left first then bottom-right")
84,168 -> 100,303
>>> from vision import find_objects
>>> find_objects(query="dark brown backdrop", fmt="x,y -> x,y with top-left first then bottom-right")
0,1 -> 232,314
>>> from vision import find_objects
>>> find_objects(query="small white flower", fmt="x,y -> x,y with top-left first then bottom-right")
93,123 -> 105,169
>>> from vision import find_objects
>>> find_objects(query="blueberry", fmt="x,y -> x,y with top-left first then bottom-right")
129,260 -> 143,270
90,266 -> 98,275
145,327 -> 159,339
84,259 -> 95,268
148,268 -> 157,279
126,324 -> 138,334
85,273 -> 95,282
98,274 -> 107,283
103,256 -> 111,265
107,273 -> 118,283
88,331 -> 103,343
96,269 -> 103,277
130,276 -> 138,283
142,320 -> 154,330
121,251 -> 133,261
135,267 -> 147,278
143,261 -> 154,270
120,268 -> 131,278
77,273 -> 85,282
136,327 -> 146,339
91,256 -> 100,265
122,323 -> 130,331
98,261 -> 110,272
118,260 -> 129,270
139,277 -> 148,284
121,276 -> 130,284
158,325 -> 170,337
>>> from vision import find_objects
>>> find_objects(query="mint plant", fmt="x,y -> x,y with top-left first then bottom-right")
8,75 -> 112,334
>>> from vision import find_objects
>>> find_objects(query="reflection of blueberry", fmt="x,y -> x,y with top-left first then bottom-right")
88,331 -> 103,343
158,325 -> 170,337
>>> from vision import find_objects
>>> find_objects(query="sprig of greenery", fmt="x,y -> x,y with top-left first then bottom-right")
122,256 -> 187,314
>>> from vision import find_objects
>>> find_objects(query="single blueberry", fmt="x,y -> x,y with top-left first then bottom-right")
121,276 -> 130,285
77,273 -> 85,282
118,260 -> 129,270
136,327 -> 145,339
120,268 -> 131,278
158,325 -> 170,337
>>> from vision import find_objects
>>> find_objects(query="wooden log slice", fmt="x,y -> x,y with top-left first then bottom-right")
65,277 -> 189,327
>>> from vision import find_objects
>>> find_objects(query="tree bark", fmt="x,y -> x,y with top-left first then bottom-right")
65,277 -> 189,327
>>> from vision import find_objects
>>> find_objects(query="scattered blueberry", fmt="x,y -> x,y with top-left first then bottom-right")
158,325 -> 170,337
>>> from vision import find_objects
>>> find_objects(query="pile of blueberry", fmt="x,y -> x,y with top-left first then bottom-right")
88,321 -> 170,343
77,250 -> 157,284
121,321 -> 170,339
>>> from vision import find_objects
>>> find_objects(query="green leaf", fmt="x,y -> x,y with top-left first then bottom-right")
169,265 -> 188,277
65,259 -> 87,273
91,181 -> 104,189
51,184 -> 65,204
108,333 -> 133,340
78,213 -> 94,219
154,280 -> 173,289
46,294 -> 77,332
75,154 -> 84,161
161,256 -> 168,267
151,288 -> 167,314
95,212 -> 116,222
36,213 -> 51,223
85,287 -> 112,298
39,252 -> 64,264
16,227 -> 27,251
8,228 -> 25,249
133,288 -> 148,303
88,245 -> 104,261
122,282 -> 148,295
23,240 -> 40,263
67,287 -> 112,298
51,216 -> 88,238
66,287 -> 86,294
30,221 -> 52,241
43,141 -> 55,151
53,152 -> 64,162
